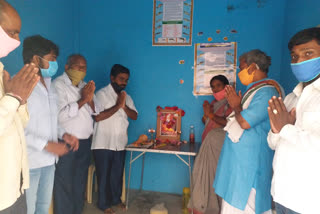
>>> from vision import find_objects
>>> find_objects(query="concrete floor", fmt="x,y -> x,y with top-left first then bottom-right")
83,190 -> 184,214
83,190 -> 277,214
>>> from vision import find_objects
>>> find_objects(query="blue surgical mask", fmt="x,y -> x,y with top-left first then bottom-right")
39,58 -> 58,78
291,56 -> 320,82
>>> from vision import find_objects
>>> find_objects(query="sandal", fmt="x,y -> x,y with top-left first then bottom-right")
116,203 -> 126,211
104,208 -> 115,214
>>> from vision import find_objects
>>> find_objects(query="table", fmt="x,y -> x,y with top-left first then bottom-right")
125,143 -> 200,211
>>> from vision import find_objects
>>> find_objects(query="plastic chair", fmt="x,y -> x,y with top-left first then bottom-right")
86,164 -> 126,203
121,169 -> 126,203
86,164 -> 96,203
48,196 -> 54,214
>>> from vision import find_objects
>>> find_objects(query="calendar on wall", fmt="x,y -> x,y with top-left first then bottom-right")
193,42 -> 237,96
152,0 -> 193,46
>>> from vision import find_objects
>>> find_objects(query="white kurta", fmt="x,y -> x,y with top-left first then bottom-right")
268,77 -> 320,214
0,62 -> 30,210
92,84 -> 137,151
53,73 -> 100,139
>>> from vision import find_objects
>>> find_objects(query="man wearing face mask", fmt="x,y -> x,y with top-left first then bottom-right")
0,1 -> 40,213
267,28 -> 320,214
53,54 -> 99,214
92,64 -> 138,214
22,35 -> 79,214
213,49 -> 284,214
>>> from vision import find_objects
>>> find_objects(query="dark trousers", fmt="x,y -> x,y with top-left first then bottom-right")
275,203 -> 301,214
93,149 -> 125,211
53,137 -> 92,214
0,194 -> 27,214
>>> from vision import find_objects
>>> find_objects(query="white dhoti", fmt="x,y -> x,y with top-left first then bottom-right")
221,188 -> 273,214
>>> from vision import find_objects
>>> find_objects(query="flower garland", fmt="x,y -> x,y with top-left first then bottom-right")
155,106 -> 185,146
156,106 -> 185,116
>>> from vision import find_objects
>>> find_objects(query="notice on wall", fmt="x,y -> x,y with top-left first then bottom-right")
152,0 -> 193,46
193,42 -> 237,96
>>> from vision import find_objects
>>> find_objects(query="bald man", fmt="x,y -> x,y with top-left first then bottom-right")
0,1 -> 39,213
53,54 -> 98,214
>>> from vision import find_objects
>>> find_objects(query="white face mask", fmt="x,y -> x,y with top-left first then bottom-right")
0,26 -> 20,58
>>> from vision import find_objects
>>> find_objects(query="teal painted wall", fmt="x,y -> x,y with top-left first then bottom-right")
77,0 -> 287,194
3,0 -> 304,194
280,0 -> 320,94
3,0 -> 77,76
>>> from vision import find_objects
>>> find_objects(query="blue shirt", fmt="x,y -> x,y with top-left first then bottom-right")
213,79 -> 279,213
25,79 -> 65,169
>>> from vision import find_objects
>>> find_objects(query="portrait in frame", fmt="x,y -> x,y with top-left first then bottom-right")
156,109 -> 181,141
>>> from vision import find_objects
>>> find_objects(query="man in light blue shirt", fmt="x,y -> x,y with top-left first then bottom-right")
22,35 -> 79,214
214,50 -> 283,214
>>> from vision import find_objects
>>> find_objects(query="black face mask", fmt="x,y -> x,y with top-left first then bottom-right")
111,82 -> 125,93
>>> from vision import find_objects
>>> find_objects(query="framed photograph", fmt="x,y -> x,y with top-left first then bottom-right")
156,109 -> 181,141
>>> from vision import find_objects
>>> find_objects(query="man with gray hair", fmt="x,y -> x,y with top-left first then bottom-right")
0,1 -> 40,213
53,54 -> 99,214
213,49 -> 284,213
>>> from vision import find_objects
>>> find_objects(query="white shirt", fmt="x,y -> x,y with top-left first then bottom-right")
92,84 -> 137,151
0,62 -> 29,210
25,79 -> 65,169
267,77 -> 320,214
53,73 -> 100,139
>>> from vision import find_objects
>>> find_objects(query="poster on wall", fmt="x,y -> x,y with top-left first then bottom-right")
152,0 -> 193,46
193,42 -> 237,96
